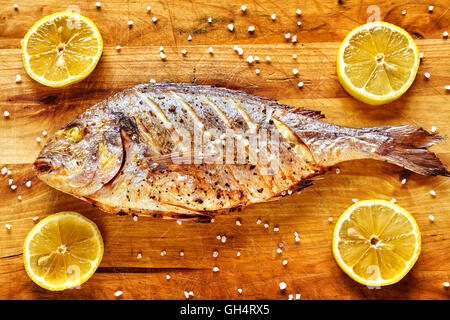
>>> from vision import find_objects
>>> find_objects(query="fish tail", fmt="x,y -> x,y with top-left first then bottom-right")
361,125 -> 449,176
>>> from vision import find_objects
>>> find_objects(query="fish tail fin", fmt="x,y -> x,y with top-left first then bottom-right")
365,125 -> 449,176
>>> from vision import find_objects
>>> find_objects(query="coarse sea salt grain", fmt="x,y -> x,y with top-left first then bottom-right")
430,190 -> 436,197
137,253 -> 142,259
208,17 -> 212,23
402,10 -> 406,15
401,178 -> 407,184
443,31 -> 448,38
208,46 -> 214,54
296,9 -> 302,16
188,34 -> 192,41
255,69 -> 260,75
161,250 -> 166,256
443,281 -> 450,288
428,215 -> 435,222
36,137 -> 41,143
279,282 -> 287,290
445,85 -> 450,91
241,5 -> 247,12
114,290 -> 123,297
292,68 -> 299,75
248,26 -> 255,33
160,52 -> 167,60
246,56 -> 254,64
420,52 -> 424,59
213,266 -> 219,272
276,248 -> 282,254
115,45 -> 121,51
292,35 -> 297,43
5,224 -> 11,230
297,81 -> 304,88
152,16 -> 158,23
391,198 -> 397,203
352,198 -> 358,203
11,185 -> 17,190
292,54 -> 297,59
95,2 -> 101,8
32,216 -> 39,222
424,72 -> 431,79
271,13 -> 276,21
284,33 -> 291,40
213,250 -> 219,258
237,288 -> 242,294
282,259 -> 288,266
150,78 -> 156,83
16,74 -> 22,83
133,215 -> 138,222
265,56 -> 271,62
296,293 -> 301,299
3,110 -> 9,118
273,227 -> 279,232
428,5 -> 434,13
166,274 -> 171,280
221,235 -> 227,243
179,250 -> 184,257
14,3 -> 18,10
328,217 -> 333,222
128,20 -> 133,27
228,24 -> 234,32
1,167 -> 7,175
237,250 -> 241,257
146,5 -> 151,12
181,49 -> 187,55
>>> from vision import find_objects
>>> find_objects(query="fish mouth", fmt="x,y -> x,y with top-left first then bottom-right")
33,158 -> 61,175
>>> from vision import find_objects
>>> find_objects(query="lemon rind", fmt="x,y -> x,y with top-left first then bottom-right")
332,200 -> 421,286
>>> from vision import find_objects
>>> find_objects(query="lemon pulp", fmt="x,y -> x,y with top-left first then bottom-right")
23,212 -> 104,291
22,11 -> 103,87
337,22 -> 420,105
333,200 -> 421,286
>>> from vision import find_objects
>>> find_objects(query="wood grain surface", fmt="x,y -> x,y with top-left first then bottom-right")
0,0 -> 449,300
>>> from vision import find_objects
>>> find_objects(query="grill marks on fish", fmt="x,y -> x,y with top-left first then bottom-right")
34,83 -> 449,220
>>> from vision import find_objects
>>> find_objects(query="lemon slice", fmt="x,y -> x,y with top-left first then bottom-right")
21,11 -> 103,87
337,22 -> 420,105
23,212 -> 104,291
332,200 -> 421,286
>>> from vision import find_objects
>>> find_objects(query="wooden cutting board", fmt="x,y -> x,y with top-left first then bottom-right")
0,0 -> 449,300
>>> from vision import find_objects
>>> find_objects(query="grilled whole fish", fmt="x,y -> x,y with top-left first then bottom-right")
34,83 -> 449,221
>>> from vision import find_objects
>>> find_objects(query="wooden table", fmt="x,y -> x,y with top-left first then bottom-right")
0,0 -> 449,300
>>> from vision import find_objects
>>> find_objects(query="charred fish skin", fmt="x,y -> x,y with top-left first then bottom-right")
34,83 -> 449,221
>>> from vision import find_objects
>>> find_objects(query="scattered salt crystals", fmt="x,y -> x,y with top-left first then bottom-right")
328,217 -> 333,223
430,190 -> 436,197
297,81 -> 304,88
402,9 -> 406,15
133,215 -> 138,222
208,17 -> 212,23
265,56 -> 271,62
177,219 -> 182,225
246,56 -> 254,64
213,250 -> 219,258
216,234 -> 221,240
428,215 -> 435,222
160,249 -> 167,256
11,185 -> 17,190
208,46 -> 214,54
128,20 -> 133,27
391,198 -> 397,203
292,35 -> 297,43
95,2 -> 101,8
284,33 -> 291,40
16,74 -> 22,83
237,288 -> 242,294
137,252 -> 142,259
166,274 -> 171,280
115,45 -> 121,51
282,259 -> 288,266
273,227 -> 279,232
292,68 -> 299,75
279,282 -> 287,290
189,291 -> 194,296
32,216 -> 39,222
236,219 -> 241,226
288,294 -> 293,300
248,26 -> 255,33
227,24 -> 234,32
184,291 -> 190,299
255,69 -> 260,75
146,5 -> 151,13
271,13 -> 276,21
150,78 -> 156,83
114,290 -> 123,297
160,52 -> 167,60
210,218 -> 215,223
221,235 -> 227,243
297,21 -> 302,27
233,45 -> 239,51
42,130 -> 47,136
420,52 -> 424,59
424,72 -> 431,80
7,170 -> 11,175
1,167 -> 7,175
335,167 -> 341,174
446,85 -> 450,91
295,293 -> 301,299
371,147 -> 376,153
236,250 -> 241,257
14,3 -> 18,10
159,46 -> 164,52
292,54 -> 297,59
443,31 -> 448,38
264,223 -> 269,229
5,224 -> 11,230
213,266 -> 219,272
241,5 -> 247,12
296,8 -> 302,16
26,181 -> 31,188
428,5 -> 434,13
179,250 -> 184,257
3,110 -> 9,118
8,179 -> 13,185
188,34 -> 192,41
443,281 -> 450,288
237,48 -> 244,56
276,248 -> 282,254
36,137 -> 41,143
256,218 -> 261,224
152,16 -> 158,23
254,56 -> 260,62
352,198 -> 358,203
401,178 -> 407,185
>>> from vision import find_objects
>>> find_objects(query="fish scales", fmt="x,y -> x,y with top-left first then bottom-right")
34,83 -> 449,221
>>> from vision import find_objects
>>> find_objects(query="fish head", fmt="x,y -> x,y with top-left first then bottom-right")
34,117 -> 124,197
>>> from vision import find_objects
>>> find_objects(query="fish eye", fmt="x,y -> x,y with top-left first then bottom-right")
56,126 -> 85,143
